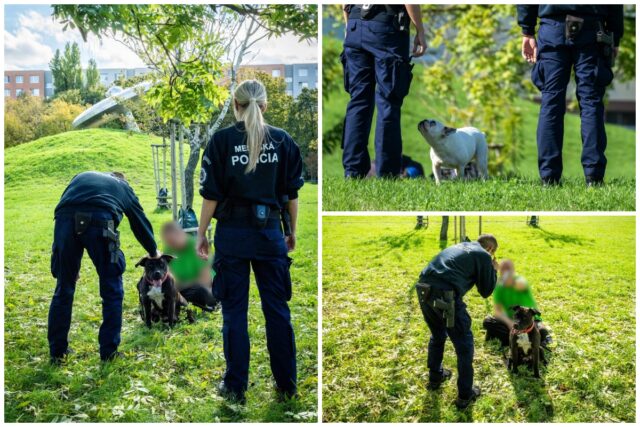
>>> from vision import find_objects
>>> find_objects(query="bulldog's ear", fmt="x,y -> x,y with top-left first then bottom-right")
531,308 -> 541,316
442,127 -> 456,138
161,254 -> 176,263
510,305 -> 522,312
135,257 -> 149,268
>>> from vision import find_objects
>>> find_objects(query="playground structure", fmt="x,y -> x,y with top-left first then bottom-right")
72,82 -> 152,130
418,216 -> 540,243
152,123 -> 210,238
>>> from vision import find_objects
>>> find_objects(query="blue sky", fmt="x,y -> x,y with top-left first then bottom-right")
4,4 -> 318,70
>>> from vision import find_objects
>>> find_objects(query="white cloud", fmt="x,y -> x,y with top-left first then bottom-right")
5,8 -> 317,71
4,28 -> 53,69
5,9 -> 145,70
249,33 -> 318,65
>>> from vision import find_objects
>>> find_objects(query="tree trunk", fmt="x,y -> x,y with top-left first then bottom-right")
440,216 -> 449,241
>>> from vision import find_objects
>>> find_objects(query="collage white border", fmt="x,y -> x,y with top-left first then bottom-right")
1,0 -> 639,424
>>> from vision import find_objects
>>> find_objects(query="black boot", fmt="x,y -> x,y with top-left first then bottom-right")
218,381 -> 246,405
427,368 -> 452,390
50,348 -> 74,366
101,351 -> 125,362
455,385 -> 481,409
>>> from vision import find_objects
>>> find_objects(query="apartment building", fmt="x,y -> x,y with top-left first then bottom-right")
240,63 -> 318,97
4,70 -> 46,99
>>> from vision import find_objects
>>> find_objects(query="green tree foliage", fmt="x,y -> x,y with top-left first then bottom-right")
85,58 -> 100,88
53,4 -> 317,126
4,95 -> 84,147
288,88 -> 319,179
50,42 -> 83,94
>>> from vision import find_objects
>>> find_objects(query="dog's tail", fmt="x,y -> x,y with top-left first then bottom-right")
475,135 -> 489,179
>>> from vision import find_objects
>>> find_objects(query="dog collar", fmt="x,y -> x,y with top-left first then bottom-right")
512,322 -> 535,335
145,272 -> 169,288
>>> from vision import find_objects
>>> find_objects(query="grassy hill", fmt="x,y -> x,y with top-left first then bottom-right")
322,57 -> 635,211
4,129 -> 318,422
322,216 -> 635,422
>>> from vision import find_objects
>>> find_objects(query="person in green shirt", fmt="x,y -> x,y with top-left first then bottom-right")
161,221 -> 219,311
483,259 -> 551,347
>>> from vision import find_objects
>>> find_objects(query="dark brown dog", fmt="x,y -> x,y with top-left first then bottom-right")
136,255 -> 194,327
509,305 -> 544,378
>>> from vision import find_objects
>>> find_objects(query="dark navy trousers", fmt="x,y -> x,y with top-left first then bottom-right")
213,221 -> 296,394
420,296 -> 474,399
342,16 -> 413,177
532,17 -> 614,182
48,211 -> 126,360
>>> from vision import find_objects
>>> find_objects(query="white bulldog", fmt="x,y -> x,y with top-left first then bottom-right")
417,119 -> 489,185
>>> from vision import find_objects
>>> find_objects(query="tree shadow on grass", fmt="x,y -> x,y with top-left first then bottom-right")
535,227 -> 593,247
360,230 -> 427,258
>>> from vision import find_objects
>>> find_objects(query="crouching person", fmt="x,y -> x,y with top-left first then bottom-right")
483,259 -> 551,347
49,171 -> 159,365
161,221 -> 219,311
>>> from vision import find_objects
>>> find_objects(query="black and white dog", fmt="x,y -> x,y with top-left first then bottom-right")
418,119 -> 489,185
136,255 -> 194,328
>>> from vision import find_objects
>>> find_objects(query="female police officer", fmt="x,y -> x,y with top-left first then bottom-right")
196,80 -> 304,403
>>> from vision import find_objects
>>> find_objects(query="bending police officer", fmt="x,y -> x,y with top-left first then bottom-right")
197,80 -> 304,404
49,171 -> 158,364
341,4 -> 427,178
416,235 -> 498,409
518,5 -> 624,186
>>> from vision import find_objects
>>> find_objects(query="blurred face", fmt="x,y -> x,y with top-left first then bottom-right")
162,228 -> 187,249
499,259 -> 515,285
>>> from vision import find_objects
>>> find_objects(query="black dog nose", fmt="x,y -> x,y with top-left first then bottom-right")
152,271 -> 163,280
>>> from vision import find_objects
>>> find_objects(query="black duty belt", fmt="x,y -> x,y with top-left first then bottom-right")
348,7 -> 395,23
230,205 -> 281,220
543,14 -> 603,30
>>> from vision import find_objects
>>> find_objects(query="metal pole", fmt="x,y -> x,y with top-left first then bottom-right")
162,133 -> 167,189
152,146 -> 159,196
454,216 -> 458,243
460,216 -> 466,242
178,126 -> 187,210
170,123 -> 178,221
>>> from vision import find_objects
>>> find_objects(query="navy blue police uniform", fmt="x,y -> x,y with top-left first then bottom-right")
50,171 -> 157,361
418,242 -> 496,399
341,4 -> 414,178
200,121 -> 304,397
518,5 -> 624,184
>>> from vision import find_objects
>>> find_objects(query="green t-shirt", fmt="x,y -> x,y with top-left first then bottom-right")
164,235 -> 214,284
493,275 -> 541,320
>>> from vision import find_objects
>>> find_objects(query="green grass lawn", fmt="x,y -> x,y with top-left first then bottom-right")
4,129 -> 318,422
322,216 -> 635,422
322,56 -> 636,211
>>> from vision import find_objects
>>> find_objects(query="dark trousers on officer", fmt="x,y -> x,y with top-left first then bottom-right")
532,16 -> 614,182
48,211 -> 126,360
342,16 -> 412,177
420,296 -> 474,399
213,222 -> 296,394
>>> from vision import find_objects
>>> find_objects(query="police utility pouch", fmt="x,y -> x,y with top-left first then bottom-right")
597,24 -> 615,68
565,15 -> 584,41
74,212 -> 92,235
252,204 -> 270,228
416,282 -> 455,328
